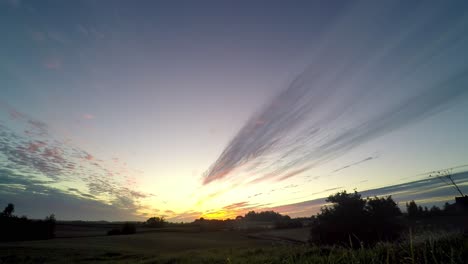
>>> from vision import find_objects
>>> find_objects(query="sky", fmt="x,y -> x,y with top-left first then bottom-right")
1,0 -> 468,221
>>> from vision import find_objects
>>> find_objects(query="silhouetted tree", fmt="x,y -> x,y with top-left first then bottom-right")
443,202 -> 458,215
146,216 -> 166,228
244,211 -> 290,222
310,191 -> 367,246
430,205 -> 442,216
406,200 -> 449,217
310,191 -> 402,246
406,200 -> 419,217
0,203 -> 56,241
195,217 -> 239,229
367,196 -> 401,217
2,203 -> 14,217
44,214 -> 56,238
366,196 -> 402,241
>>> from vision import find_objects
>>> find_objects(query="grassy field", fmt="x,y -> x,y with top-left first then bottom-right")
249,227 -> 310,243
54,222 -> 121,238
53,222 -> 203,238
0,226 -> 467,263
0,229 -> 273,263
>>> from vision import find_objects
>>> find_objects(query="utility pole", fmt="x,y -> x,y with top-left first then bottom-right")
430,169 -> 464,197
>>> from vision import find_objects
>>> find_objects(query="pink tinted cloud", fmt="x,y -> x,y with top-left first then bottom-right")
222,201 -> 250,210
254,118 -> 267,127
43,58 -> 61,70
26,141 -> 47,153
82,114 -> 95,120
267,198 -> 329,218
168,211 -> 202,222
42,147 -> 65,162
9,109 -> 26,120
26,119 -> 48,136
1,111 -> 154,218
28,119 -> 47,130
84,153 -> 94,161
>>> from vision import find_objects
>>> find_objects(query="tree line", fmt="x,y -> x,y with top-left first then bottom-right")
3,190 -> 465,244
0,203 -> 56,242
308,190 -> 467,246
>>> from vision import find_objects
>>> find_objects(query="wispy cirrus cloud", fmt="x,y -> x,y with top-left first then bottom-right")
203,2 -> 468,185
222,201 -> 251,210
170,211 -> 201,222
331,156 -> 377,174
202,201 -> 267,219
221,172 -> 468,219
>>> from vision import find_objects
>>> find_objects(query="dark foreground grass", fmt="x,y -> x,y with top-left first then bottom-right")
0,232 -> 466,264
145,232 -> 468,264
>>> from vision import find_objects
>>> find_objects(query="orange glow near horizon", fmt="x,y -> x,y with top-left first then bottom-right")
200,209 -> 242,220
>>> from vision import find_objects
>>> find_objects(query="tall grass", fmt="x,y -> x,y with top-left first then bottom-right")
145,231 -> 467,264
0,230 -> 465,263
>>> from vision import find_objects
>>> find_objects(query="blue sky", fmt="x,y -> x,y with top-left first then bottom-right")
1,0 -> 468,221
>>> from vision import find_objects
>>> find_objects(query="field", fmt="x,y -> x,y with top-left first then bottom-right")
249,227 -> 310,243
0,224 -> 274,263
0,223 -> 467,264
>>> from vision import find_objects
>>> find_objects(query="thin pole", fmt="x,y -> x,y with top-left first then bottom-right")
447,175 -> 465,197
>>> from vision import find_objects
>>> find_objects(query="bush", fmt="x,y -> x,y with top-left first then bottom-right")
309,191 -> 402,246
366,196 -> 402,241
107,228 -> 121,236
121,222 -> 136,234
194,218 -> 234,231
146,216 -> 166,228
244,211 -> 290,222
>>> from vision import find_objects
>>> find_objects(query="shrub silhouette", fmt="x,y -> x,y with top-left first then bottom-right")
107,228 -> 122,236
429,205 -> 443,216
194,218 -> 234,231
190,211 -> 293,231
309,191 -> 402,246
244,211 -> 290,222
405,200 -> 461,217
146,216 -> 166,228
0,203 -> 56,242
121,222 -> 136,234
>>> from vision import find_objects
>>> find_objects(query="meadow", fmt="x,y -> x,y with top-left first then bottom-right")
0,223 -> 467,264
0,226 -> 270,263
